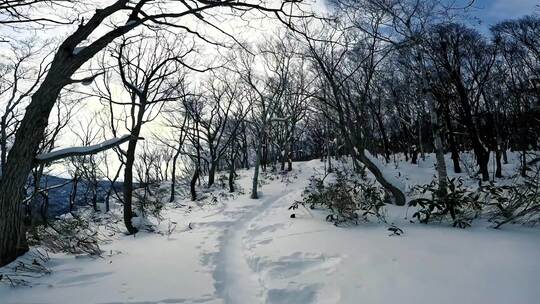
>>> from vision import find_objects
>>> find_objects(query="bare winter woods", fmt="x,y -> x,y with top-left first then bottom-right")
0,0 -> 538,270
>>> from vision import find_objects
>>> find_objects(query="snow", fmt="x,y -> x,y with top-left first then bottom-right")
1,155 -> 540,303
72,46 -> 85,55
36,135 -> 131,163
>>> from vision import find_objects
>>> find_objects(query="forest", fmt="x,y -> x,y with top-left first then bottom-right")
0,0 -> 539,303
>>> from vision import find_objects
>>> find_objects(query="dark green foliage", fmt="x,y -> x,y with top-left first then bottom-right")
482,170 -> 540,228
289,170 -> 386,226
408,178 -> 482,228
28,214 -> 103,256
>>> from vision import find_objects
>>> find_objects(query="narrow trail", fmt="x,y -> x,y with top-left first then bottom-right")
213,164 -> 305,304
213,191 -> 292,304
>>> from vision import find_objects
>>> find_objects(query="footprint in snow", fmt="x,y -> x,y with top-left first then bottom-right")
266,283 -> 321,304
254,252 -> 342,280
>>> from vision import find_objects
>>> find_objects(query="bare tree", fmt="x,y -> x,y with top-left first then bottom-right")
293,17 -> 407,205
0,0 -> 309,266
0,39 -> 49,174
237,46 -> 288,199
94,33 -> 193,233
160,97 -> 190,202
199,74 -> 244,188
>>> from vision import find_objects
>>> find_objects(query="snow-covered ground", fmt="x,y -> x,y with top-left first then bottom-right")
1,155 -> 540,304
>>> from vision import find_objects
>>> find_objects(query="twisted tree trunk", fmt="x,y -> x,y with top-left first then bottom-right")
0,77 -> 63,266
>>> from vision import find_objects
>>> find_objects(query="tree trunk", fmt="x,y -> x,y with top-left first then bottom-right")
0,119 -> 7,175
443,104 -> 461,173
327,145 -> 332,173
0,77 -> 64,266
208,159 -> 217,187
452,72 -> 490,181
169,149 -> 181,203
287,129 -> 294,172
428,97 -> 448,194
521,150 -> 527,177
228,160 -> 235,193
474,144 -> 490,181
287,151 -> 292,172
169,163 -> 177,203
450,145 -> 461,174
261,136 -> 268,172
242,124 -> 249,169
495,150 -> 503,178
375,113 -> 391,163
190,167 -> 199,201
70,175 -> 79,212
280,147 -> 287,172
93,184 -> 98,211
354,148 -> 406,206
424,74 -> 448,193
251,142 -> 262,199
411,146 -> 418,164
39,192 -> 49,225
418,117 -> 425,161
123,136 -> 139,235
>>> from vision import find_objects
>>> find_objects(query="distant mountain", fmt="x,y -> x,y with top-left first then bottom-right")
29,175 -> 124,218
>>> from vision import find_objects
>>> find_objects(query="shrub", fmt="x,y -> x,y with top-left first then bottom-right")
289,170 -> 386,226
28,213 -> 104,256
482,170 -> 540,228
134,184 -> 167,222
408,178 -> 482,228
0,249 -> 50,287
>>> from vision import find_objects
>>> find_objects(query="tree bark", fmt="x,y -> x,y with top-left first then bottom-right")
123,135 -> 140,235
190,167 -> 199,201
208,159 -> 217,187
428,96 -> 448,193
353,148 -> 406,206
375,112 -> 391,163
495,150 -> 503,178
442,102 -> 461,173
228,159 -> 235,193
251,142 -> 262,199
69,175 -> 79,212
521,150 -> 527,177
287,128 -> 294,172
0,77 -> 63,266
0,118 -> 7,175
169,148 -> 182,203
411,147 -> 418,164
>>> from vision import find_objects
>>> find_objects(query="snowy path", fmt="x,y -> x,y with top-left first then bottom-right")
213,191 -> 290,303
212,162 -> 310,304
212,162 -> 345,303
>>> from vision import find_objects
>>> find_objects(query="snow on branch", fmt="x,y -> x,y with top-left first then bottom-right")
35,135 -> 136,164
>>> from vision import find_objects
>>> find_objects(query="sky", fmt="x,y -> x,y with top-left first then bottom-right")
464,0 -> 539,34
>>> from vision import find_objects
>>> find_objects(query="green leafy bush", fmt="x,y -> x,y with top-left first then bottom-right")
289,170 -> 386,226
482,172 -> 540,228
408,178 -> 482,228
